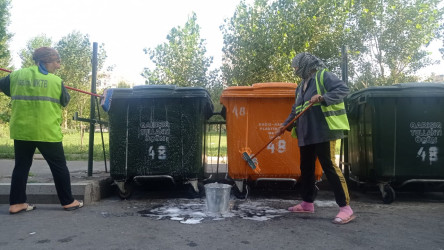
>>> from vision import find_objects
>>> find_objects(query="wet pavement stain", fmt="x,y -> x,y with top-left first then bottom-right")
135,199 -> 307,224
58,236 -> 76,243
187,241 -> 198,247
37,239 -> 50,244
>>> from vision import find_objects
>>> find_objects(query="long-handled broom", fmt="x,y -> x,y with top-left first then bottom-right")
0,67 -> 113,111
242,102 -> 314,173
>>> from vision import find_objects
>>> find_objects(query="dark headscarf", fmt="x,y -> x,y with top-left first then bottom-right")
291,52 -> 326,79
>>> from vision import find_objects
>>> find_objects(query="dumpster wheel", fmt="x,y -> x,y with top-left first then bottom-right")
116,181 -> 133,199
233,180 -> 250,199
380,184 -> 396,204
186,182 -> 205,199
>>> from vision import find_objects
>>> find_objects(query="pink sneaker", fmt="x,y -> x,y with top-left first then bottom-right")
288,201 -> 314,213
332,205 -> 356,224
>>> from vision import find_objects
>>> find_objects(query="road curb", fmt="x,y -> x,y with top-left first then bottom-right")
0,177 -> 114,205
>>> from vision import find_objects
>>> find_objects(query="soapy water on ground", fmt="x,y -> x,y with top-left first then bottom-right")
136,199 -> 338,224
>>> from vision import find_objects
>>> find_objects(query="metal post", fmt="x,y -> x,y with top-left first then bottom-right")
341,45 -> 350,179
87,42 -> 98,176
341,45 -> 349,86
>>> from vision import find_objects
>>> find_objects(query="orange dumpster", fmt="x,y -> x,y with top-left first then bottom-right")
220,82 -> 322,197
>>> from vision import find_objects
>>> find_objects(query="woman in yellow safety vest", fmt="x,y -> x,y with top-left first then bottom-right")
276,52 -> 355,224
0,47 -> 83,213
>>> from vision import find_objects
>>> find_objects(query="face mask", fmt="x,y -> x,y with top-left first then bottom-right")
294,67 -> 303,78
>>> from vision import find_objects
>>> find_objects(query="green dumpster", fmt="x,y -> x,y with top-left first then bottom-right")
346,82 -> 444,203
108,85 -> 214,198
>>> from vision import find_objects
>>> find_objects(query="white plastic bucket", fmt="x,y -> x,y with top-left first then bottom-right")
204,183 -> 232,215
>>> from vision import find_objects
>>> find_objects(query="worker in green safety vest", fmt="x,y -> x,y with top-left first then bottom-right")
276,52 -> 355,224
0,47 -> 83,214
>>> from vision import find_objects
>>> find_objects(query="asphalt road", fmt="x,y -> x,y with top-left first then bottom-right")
0,185 -> 443,250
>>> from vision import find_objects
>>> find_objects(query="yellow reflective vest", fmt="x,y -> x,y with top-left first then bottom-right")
291,69 -> 349,139
9,66 -> 64,142
315,69 -> 350,131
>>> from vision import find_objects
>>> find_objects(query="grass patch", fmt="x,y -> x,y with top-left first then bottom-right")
206,131 -> 227,158
0,124 -> 340,160
0,129 -> 228,160
0,131 -> 111,160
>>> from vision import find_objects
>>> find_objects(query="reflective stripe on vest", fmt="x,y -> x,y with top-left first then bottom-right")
291,99 -> 321,138
11,95 -> 60,104
315,69 -> 349,131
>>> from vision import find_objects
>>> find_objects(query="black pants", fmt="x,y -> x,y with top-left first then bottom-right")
10,140 -> 74,206
299,141 -> 350,207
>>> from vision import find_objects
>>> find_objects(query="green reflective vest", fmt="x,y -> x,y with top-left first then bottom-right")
291,69 -> 349,138
315,69 -> 350,131
9,66 -> 64,142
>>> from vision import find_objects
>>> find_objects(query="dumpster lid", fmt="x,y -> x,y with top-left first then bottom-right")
132,85 -> 212,99
108,85 -> 214,118
221,82 -> 297,98
347,82 -> 444,100
107,88 -> 133,99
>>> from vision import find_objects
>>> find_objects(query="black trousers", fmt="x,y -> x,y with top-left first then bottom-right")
299,141 -> 350,207
10,140 -> 74,206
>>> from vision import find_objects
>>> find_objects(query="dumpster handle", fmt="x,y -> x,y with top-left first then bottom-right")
358,96 -> 367,104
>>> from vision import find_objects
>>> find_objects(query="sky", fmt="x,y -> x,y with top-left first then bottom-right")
7,0 -> 254,84
7,0 -> 443,85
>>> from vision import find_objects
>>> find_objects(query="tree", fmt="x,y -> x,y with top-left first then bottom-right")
55,31 -> 107,145
440,23 -> 444,60
349,0 -> 443,88
117,80 -> 131,88
142,12 -> 213,88
0,0 -> 12,123
221,0 -> 443,89
18,35 -> 53,68
221,0 -> 355,86
0,0 -> 11,71
221,0 -> 276,86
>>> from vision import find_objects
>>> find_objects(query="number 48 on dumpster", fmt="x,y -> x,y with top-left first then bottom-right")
148,145 -> 167,160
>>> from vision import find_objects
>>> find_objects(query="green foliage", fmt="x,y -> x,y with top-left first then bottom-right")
142,12 -> 224,114
221,0 -> 277,86
221,0 -> 356,86
206,68 -> 224,113
0,95 -> 10,122
117,80 -> 131,88
0,0 -> 12,123
221,0 -> 443,89
19,35 -> 53,68
142,12 -> 214,88
350,0 -> 443,88
55,31 -> 108,130
0,0 -> 12,71
440,23 -> 444,60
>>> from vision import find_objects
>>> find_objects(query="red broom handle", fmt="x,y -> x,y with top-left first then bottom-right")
65,86 -> 101,97
1,67 -> 101,97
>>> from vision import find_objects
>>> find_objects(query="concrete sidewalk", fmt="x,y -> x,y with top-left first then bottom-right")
0,157 -> 113,205
0,156 -> 229,205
